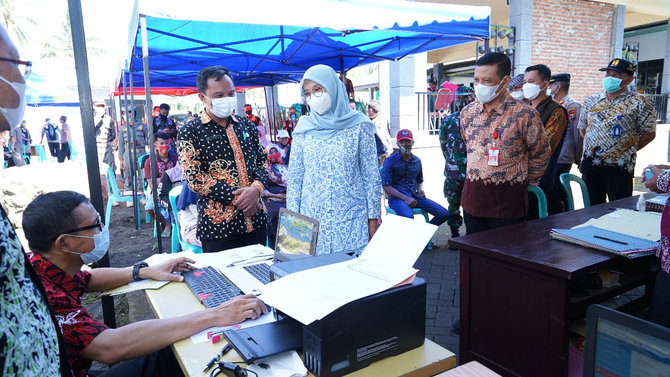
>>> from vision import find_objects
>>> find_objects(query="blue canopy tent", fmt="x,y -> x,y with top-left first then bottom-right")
122,0 -> 490,88
26,71 -> 80,107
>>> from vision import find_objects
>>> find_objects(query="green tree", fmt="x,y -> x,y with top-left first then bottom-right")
40,11 -> 103,60
1,0 -> 38,50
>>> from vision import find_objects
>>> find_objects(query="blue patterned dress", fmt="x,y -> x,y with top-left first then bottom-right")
287,123 -> 381,255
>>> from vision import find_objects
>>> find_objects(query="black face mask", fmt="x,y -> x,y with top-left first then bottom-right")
160,114 -> 167,120
399,145 -> 412,154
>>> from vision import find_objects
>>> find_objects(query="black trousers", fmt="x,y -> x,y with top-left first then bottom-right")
201,227 -> 267,253
48,141 -> 60,157
98,347 -> 184,377
551,163 -> 574,214
648,268 -> 670,327
582,168 -> 633,205
463,212 -> 524,235
58,142 -> 71,162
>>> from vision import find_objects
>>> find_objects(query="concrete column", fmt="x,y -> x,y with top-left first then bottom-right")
388,56 -> 416,138
508,0 -> 533,75
663,20 -> 670,124
611,5 -> 625,59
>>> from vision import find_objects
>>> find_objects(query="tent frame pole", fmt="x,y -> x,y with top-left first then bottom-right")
67,0 -> 116,327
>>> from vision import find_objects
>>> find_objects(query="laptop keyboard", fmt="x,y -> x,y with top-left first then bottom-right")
183,266 -> 242,308
243,263 -> 271,284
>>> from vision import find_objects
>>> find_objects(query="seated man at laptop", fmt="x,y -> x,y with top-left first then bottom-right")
382,129 -> 450,230
23,190 -> 267,377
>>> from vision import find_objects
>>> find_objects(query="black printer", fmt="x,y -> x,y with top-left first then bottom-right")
301,277 -> 426,377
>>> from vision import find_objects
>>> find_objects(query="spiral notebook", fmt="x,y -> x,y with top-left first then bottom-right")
550,226 -> 658,259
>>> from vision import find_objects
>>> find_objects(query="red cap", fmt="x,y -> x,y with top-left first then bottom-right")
396,129 -> 413,141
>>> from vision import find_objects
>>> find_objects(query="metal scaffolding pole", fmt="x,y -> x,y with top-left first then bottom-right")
140,15 -> 163,253
67,0 -> 116,327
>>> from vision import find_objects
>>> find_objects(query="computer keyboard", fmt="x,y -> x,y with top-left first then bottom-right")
243,263 -> 271,284
182,266 -> 242,308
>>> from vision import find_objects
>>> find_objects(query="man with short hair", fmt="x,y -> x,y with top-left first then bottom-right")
118,107 -> 148,193
9,119 -> 25,166
58,115 -> 72,163
24,191 -> 267,377
144,131 -> 178,236
523,64 -> 568,216
271,129 -> 291,165
152,103 -> 176,138
0,23 -> 72,377
550,73 -> 583,212
578,59 -> 656,205
178,66 -> 269,252
383,129 -> 450,230
439,86 -> 474,241
244,104 -> 253,120
41,117 -> 61,157
367,100 -> 393,163
459,52 -> 551,234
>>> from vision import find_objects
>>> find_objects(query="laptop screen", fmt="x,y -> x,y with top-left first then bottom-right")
275,208 -> 319,259
584,305 -> 670,376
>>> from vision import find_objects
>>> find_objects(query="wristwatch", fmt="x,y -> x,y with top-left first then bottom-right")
132,261 -> 149,281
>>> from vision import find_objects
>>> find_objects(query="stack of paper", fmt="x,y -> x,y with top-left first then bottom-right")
550,226 -> 658,259
645,194 -> 668,212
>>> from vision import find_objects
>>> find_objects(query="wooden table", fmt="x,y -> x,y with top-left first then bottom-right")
449,196 -> 657,377
144,277 -> 457,377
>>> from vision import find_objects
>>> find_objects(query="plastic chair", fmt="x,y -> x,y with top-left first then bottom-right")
169,185 -> 203,254
527,185 -> 548,219
68,141 -> 83,162
35,144 -> 49,163
137,153 -> 152,224
103,164 -> 142,229
560,173 -> 590,211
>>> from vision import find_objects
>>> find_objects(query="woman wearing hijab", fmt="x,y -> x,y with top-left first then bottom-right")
288,64 -> 381,255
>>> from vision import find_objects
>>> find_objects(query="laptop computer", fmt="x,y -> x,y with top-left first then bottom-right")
222,208 -> 319,294
583,304 -> 670,377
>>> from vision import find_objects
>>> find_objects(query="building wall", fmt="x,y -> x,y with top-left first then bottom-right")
624,30 -> 667,62
530,0 -> 616,102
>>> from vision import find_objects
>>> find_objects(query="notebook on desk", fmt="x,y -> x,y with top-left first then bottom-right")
583,304 -> 670,377
550,226 -> 658,259
223,208 -> 319,294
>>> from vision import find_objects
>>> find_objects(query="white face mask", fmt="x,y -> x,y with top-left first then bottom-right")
523,83 -> 542,100
510,91 -> 525,101
474,82 -> 501,104
207,96 -> 237,118
64,226 -> 110,264
306,92 -> 333,115
0,75 -> 26,131
545,86 -> 555,98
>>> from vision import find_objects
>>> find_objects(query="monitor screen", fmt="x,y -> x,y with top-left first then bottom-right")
593,317 -> 670,376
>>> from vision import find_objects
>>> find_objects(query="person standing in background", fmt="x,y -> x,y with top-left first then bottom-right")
57,115 -> 71,163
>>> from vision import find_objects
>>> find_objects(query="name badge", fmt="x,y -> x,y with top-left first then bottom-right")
488,147 -> 499,166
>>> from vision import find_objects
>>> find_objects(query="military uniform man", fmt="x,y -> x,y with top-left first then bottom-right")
578,59 -> 656,205
118,108 -> 148,194
439,86 -> 474,242
549,73 -> 582,212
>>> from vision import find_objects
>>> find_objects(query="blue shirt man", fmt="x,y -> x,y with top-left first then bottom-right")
382,129 -> 449,227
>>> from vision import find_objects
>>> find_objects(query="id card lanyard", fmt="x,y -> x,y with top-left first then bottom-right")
488,130 -> 499,166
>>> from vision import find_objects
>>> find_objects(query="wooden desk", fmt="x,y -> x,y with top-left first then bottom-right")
144,278 -> 457,377
449,197 -> 657,377
435,361 -> 501,377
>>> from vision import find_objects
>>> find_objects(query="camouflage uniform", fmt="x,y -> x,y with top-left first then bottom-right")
439,111 -> 467,235
118,121 -> 148,185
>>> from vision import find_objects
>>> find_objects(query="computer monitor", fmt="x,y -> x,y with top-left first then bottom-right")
274,208 -> 319,261
584,304 -> 670,377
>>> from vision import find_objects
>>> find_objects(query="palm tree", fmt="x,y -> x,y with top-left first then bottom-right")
1,0 -> 38,49
40,11 -> 104,60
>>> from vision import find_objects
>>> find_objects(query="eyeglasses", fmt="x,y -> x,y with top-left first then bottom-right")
304,86 -> 324,100
0,56 -> 32,78
52,214 -> 103,241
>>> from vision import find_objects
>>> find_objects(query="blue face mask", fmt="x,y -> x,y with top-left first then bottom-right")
602,76 -> 623,93
64,226 -> 110,264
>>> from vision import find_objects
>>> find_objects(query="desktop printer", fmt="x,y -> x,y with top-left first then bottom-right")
301,277 -> 426,377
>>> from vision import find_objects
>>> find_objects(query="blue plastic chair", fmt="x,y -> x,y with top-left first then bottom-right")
103,164 -> 142,228
35,144 -> 49,163
527,185 -> 548,219
169,185 -> 203,254
68,141 -> 83,162
560,173 -> 590,211
137,154 -> 152,224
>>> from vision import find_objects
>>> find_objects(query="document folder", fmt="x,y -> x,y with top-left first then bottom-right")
550,226 -> 658,259
223,317 -> 303,363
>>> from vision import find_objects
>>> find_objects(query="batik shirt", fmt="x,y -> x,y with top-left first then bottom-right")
29,253 -> 107,377
439,112 -> 467,181
459,90 -> 550,218
178,111 -> 268,241
0,206 -> 62,377
656,172 -> 670,274
578,91 -> 656,174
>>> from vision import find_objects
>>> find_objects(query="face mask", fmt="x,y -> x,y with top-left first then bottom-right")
510,91 -> 525,101
158,145 -> 169,155
268,152 -> 282,164
64,226 -> 110,264
208,96 -> 237,118
474,82 -> 501,104
0,75 -> 26,131
523,83 -> 542,100
602,76 -> 623,93
546,87 -> 555,98
399,144 -> 412,154
306,92 -> 333,115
